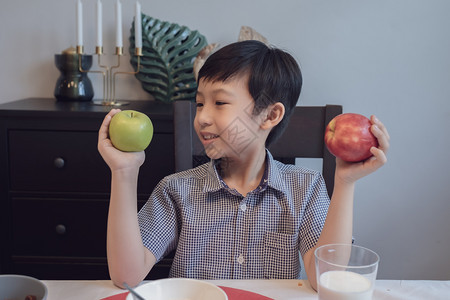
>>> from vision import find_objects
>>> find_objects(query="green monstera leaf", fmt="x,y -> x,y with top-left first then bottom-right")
129,15 -> 208,103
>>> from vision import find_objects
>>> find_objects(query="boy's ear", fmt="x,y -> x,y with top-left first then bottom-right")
261,102 -> 285,130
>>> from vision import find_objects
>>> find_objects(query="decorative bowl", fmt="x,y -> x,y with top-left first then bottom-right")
125,278 -> 227,300
0,274 -> 48,300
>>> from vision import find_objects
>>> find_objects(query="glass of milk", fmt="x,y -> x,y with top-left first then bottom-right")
315,244 -> 379,300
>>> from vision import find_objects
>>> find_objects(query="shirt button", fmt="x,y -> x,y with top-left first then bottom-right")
237,254 -> 245,264
240,203 -> 247,212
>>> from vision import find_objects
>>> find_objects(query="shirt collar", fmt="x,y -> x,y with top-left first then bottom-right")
265,150 -> 288,195
202,150 -> 286,195
202,159 -> 226,193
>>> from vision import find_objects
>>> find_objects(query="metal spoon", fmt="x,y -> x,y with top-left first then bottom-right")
123,282 -> 146,300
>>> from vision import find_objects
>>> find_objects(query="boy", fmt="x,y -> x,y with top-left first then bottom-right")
97,40 -> 389,290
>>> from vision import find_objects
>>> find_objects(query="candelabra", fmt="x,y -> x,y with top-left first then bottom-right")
76,45 -> 142,106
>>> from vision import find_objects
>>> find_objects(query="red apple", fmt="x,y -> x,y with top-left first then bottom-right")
324,113 -> 378,162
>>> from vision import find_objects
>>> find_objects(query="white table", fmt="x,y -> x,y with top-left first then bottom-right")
42,279 -> 450,300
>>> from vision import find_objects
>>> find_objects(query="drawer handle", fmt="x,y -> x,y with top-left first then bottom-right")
54,157 -> 65,169
55,224 -> 66,235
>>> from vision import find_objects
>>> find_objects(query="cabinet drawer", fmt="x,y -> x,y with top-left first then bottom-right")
9,130 -> 110,193
12,197 -> 173,279
12,198 -> 108,257
11,257 -> 109,280
11,256 -> 173,280
11,255 -> 174,280
8,130 -> 174,194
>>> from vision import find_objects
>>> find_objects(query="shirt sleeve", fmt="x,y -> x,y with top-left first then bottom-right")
298,172 -> 330,257
137,176 -> 180,262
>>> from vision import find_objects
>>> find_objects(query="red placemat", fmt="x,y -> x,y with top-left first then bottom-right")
101,286 -> 274,300
219,286 -> 274,299
100,292 -> 127,300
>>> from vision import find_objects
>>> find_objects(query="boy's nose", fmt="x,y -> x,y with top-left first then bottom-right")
195,108 -> 213,127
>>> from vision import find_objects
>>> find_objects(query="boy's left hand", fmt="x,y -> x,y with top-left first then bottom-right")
335,115 -> 390,184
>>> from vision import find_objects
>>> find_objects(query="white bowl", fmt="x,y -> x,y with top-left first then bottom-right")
126,278 -> 228,300
0,274 -> 48,300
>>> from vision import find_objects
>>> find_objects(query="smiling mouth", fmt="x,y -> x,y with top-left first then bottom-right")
202,134 -> 219,140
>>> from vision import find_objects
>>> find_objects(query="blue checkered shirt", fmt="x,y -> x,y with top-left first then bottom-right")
137,150 -> 330,279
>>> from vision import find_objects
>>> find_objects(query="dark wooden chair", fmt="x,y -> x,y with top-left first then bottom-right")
174,101 -> 342,198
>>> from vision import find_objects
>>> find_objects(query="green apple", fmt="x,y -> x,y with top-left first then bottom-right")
109,110 -> 154,152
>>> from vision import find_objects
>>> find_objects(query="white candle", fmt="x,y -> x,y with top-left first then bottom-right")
76,0 -> 83,46
135,1 -> 142,49
115,0 -> 123,48
96,0 -> 102,47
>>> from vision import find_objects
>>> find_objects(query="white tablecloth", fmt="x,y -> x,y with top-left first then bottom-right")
41,279 -> 450,300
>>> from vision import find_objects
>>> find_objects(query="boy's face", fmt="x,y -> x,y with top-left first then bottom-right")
194,76 -> 267,160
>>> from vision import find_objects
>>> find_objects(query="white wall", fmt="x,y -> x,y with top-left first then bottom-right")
1,0 -> 449,280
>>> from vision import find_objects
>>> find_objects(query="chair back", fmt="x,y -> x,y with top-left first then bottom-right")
267,105 -> 342,197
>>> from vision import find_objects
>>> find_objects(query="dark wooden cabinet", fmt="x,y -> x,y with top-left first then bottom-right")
0,98 -> 175,279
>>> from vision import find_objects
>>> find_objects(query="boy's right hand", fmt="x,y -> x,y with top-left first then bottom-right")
98,109 -> 145,172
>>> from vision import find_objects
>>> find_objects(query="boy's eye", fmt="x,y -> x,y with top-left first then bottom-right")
196,102 -> 204,108
215,101 -> 227,106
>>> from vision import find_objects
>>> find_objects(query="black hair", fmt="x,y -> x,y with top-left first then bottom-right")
197,40 -> 302,146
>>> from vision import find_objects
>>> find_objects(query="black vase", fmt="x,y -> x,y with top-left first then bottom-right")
54,53 -> 94,102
